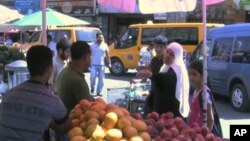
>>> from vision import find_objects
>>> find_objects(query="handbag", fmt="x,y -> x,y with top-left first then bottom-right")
199,89 -> 223,138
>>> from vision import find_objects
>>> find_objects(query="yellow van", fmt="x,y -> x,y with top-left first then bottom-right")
22,26 -> 101,51
109,23 -> 224,75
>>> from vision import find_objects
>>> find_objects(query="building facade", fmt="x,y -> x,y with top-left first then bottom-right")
0,0 -> 249,43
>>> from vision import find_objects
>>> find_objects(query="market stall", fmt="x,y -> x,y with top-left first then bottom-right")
66,97 -> 226,141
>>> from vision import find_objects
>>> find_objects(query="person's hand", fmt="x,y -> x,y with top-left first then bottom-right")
108,64 -> 112,68
139,69 -> 152,78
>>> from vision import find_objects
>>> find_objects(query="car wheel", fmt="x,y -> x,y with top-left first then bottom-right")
231,84 -> 250,112
109,59 -> 125,76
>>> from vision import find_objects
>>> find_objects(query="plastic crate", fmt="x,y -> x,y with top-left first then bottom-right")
107,87 -> 130,109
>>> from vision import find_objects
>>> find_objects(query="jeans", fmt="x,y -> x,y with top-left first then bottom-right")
90,65 -> 105,94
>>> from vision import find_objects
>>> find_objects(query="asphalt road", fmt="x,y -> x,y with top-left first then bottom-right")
85,69 -> 250,139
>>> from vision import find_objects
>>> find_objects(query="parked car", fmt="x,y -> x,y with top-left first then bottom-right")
191,23 -> 250,112
109,22 -> 224,75
22,26 -> 101,52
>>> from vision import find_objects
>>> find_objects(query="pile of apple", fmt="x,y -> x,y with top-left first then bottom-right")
142,112 -> 224,141
67,98 -> 151,141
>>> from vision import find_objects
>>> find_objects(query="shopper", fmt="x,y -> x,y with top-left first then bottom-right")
47,34 -> 57,56
188,61 -> 214,130
57,41 -> 93,112
90,32 -> 111,96
137,42 -> 154,70
143,36 -> 168,115
49,38 -> 71,91
0,45 -> 69,141
140,42 -> 190,118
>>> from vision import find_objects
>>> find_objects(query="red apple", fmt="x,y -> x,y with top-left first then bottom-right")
160,129 -> 173,140
194,134 -> 205,141
155,119 -> 165,132
148,126 -> 160,138
145,119 -> 156,126
181,128 -> 196,138
201,126 -> 210,137
165,119 -> 175,129
132,113 -> 143,120
151,112 -> 160,121
205,133 -> 216,141
170,127 -> 179,137
154,136 -> 164,141
170,138 -> 180,141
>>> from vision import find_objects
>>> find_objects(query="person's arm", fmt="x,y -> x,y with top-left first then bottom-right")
105,44 -> 111,67
206,91 -> 214,131
50,98 -> 71,133
207,104 -> 214,131
48,63 -> 57,86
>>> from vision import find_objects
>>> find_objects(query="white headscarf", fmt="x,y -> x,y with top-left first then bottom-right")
159,42 -> 190,117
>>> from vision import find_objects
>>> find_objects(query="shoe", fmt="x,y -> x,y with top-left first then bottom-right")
91,89 -> 94,94
97,93 -> 103,96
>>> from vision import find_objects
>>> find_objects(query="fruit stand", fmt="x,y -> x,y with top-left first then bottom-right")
67,98 -> 226,141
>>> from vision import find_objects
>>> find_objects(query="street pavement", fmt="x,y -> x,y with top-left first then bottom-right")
85,69 -> 250,139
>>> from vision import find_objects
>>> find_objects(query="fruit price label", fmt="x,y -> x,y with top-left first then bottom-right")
230,125 -> 250,141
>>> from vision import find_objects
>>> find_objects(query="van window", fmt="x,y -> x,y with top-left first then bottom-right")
76,29 -> 99,42
117,28 -> 139,48
48,30 -> 71,42
141,28 -> 165,44
211,37 -> 233,62
232,36 -> 250,64
191,40 -> 212,61
141,27 -> 198,45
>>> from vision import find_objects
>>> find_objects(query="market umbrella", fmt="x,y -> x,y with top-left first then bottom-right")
0,4 -> 23,24
13,8 -> 90,26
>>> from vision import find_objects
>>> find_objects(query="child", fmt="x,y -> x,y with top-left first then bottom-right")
188,61 -> 214,131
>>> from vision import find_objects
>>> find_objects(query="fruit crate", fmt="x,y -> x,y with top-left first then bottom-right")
107,87 -> 130,109
107,79 -> 150,114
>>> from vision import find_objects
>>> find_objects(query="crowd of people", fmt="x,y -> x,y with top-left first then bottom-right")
0,32 -> 221,141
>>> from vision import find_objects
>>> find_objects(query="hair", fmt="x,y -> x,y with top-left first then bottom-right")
56,38 -> 70,52
71,41 -> 91,60
26,45 -> 53,77
96,32 -> 103,38
47,34 -> 52,40
154,35 -> 168,45
188,60 -> 203,75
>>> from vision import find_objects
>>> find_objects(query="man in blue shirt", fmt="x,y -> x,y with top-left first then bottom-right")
0,45 -> 69,141
90,33 -> 111,96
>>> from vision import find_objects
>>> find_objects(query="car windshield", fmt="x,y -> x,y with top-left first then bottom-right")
76,29 -> 100,42
120,28 -> 139,42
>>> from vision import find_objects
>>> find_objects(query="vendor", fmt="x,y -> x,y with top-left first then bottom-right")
140,42 -> 190,118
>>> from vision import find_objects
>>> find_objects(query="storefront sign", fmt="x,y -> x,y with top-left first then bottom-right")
240,0 -> 250,9
14,0 -> 40,15
154,13 -> 167,20
47,0 -> 95,16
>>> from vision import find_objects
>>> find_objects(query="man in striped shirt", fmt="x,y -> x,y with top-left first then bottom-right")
0,45 -> 69,141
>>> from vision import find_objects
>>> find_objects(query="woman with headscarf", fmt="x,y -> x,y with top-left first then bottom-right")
140,42 -> 190,118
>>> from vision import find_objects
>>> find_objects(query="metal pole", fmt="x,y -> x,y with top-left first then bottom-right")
202,0 -> 208,126
41,0 -> 47,45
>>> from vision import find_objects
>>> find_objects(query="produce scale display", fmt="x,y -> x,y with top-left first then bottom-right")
67,98 -> 225,141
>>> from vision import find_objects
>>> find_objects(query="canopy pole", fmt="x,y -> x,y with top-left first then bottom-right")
41,0 -> 47,45
202,0 -> 208,126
